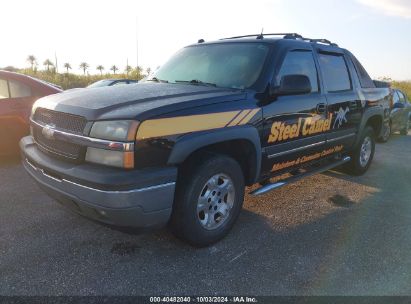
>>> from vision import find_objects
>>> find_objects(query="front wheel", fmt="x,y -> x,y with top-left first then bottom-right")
170,154 -> 245,247
346,126 -> 375,176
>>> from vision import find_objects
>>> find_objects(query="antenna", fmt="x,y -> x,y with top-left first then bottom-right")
257,28 -> 264,39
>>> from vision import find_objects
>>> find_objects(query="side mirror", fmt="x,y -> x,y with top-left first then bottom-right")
272,75 -> 312,96
393,102 -> 405,109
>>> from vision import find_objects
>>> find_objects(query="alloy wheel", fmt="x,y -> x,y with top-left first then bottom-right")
196,174 -> 235,230
359,136 -> 372,167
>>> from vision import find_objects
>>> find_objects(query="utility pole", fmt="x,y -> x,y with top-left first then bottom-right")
136,17 -> 139,70
54,51 -> 58,73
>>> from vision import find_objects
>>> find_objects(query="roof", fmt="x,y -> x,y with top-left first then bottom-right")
0,70 -> 62,91
191,33 -> 342,50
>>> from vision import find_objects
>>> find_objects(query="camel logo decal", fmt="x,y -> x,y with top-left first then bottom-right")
333,107 -> 349,129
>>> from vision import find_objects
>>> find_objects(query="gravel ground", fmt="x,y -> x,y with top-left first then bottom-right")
0,134 -> 410,296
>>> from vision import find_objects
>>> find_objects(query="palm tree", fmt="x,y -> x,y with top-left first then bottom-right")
43,59 -> 54,72
125,65 -> 132,76
27,55 -> 36,70
110,65 -> 118,75
64,63 -> 72,74
135,65 -> 143,79
79,62 -> 89,75
96,65 -> 104,76
146,67 -> 152,76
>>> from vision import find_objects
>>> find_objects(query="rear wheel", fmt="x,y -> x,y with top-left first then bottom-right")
170,154 -> 245,247
346,126 -> 375,176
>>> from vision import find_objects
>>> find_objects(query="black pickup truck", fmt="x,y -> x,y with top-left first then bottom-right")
20,33 -> 390,246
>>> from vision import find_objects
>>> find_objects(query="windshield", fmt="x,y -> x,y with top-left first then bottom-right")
87,80 -> 112,88
147,43 -> 269,89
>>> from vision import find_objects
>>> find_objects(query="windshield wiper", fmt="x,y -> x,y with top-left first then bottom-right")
146,77 -> 168,83
175,79 -> 217,87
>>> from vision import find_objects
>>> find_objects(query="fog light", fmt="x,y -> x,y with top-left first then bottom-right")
85,147 -> 134,169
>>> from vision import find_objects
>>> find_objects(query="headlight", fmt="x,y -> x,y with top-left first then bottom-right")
90,120 -> 138,141
87,120 -> 139,169
85,148 -> 134,169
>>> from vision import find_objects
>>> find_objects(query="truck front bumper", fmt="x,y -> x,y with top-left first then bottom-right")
20,136 -> 177,229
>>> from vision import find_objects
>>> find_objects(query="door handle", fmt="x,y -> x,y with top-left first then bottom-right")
316,103 -> 326,114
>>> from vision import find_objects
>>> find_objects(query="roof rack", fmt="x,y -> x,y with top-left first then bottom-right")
220,33 -> 303,40
219,33 -> 338,47
306,38 -> 338,47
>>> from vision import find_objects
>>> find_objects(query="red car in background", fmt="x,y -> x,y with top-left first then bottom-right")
0,71 -> 62,155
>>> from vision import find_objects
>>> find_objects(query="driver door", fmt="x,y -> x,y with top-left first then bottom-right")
261,49 -> 329,176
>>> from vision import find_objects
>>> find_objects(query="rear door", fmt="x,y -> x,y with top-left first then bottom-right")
404,92 -> 411,126
391,90 -> 403,131
316,50 -> 360,150
0,78 -> 33,153
397,91 -> 409,129
0,78 -> 12,151
261,49 -> 328,176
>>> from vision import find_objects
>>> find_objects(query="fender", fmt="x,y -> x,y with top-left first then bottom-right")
167,126 -> 262,183
355,106 -> 386,146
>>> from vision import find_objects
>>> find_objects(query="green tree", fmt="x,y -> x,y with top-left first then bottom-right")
110,65 -> 119,75
64,63 -> 72,74
27,55 -> 37,70
130,66 -> 144,80
79,62 -> 89,75
43,59 -> 54,72
96,65 -> 105,76
125,65 -> 132,76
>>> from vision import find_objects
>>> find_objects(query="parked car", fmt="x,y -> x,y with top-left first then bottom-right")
87,79 -> 137,88
21,33 -> 389,246
0,71 -> 62,155
378,88 -> 411,142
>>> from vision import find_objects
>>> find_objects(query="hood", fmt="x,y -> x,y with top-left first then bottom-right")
33,83 -> 246,121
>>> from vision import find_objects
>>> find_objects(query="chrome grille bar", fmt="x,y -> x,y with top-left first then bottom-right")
30,119 -> 135,152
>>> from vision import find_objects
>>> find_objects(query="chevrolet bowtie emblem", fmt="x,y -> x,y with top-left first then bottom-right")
42,124 -> 56,140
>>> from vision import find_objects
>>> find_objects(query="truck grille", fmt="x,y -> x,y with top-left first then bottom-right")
33,128 -> 83,159
32,108 -> 87,160
33,108 -> 87,134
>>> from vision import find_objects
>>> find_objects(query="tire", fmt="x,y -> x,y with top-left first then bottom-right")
400,119 -> 409,135
378,122 -> 391,143
346,126 -> 375,176
170,154 -> 245,247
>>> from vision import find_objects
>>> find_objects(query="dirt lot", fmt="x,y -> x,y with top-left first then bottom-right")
1,134 -> 410,296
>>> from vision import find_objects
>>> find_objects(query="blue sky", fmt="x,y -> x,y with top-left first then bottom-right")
1,0 -> 410,80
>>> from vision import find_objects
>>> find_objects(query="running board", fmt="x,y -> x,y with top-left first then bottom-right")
250,156 -> 351,196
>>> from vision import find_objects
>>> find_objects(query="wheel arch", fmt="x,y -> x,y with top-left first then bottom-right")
168,126 -> 262,185
355,107 -> 385,147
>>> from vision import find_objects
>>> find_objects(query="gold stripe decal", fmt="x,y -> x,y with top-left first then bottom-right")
227,110 -> 251,127
238,108 -> 259,125
137,111 -> 239,140
136,109 -> 260,140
